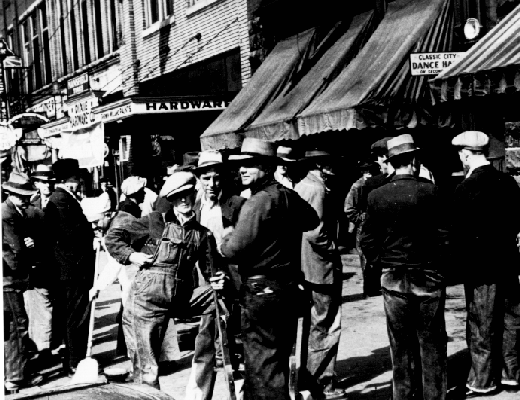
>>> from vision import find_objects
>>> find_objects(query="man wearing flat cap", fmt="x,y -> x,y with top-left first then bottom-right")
105,171 -> 221,392
43,158 -> 95,377
220,137 -> 319,400
360,134 -> 449,400
294,149 -> 345,399
451,131 -> 520,396
3,172 -> 45,393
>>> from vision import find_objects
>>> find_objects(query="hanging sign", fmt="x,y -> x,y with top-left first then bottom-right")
67,73 -> 90,96
410,52 -> 465,76
60,122 -> 105,168
67,97 -> 99,129
133,99 -> 229,114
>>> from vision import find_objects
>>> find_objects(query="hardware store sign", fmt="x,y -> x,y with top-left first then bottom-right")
410,52 -> 465,76
68,97 -> 99,129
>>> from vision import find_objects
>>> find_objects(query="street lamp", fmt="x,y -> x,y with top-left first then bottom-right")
0,39 -> 15,121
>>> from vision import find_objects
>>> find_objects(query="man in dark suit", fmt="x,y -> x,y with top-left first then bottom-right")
3,172 -> 46,393
360,134 -> 449,400
451,131 -> 520,396
45,158 -> 94,377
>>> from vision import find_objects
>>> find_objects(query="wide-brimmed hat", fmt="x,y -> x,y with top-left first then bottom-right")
160,171 -> 197,198
2,171 -> 37,197
53,158 -> 80,182
277,145 -> 300,163
196,151 -> 223,173
451,131 -> 489,151
32,165 -> 55,182
121,176 -> 147,196
303,149 -> 332,159
228,138 -> 276,161
386,134 -> 419,160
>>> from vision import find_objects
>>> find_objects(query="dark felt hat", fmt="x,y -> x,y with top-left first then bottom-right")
53,158 -> 80,182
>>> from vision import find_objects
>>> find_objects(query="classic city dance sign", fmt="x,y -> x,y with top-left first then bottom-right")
410,52 -> 465,76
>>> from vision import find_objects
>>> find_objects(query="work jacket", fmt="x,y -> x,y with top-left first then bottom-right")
221,179 -> 319,284
295,172 -> 342,285
104,209 -> 220,286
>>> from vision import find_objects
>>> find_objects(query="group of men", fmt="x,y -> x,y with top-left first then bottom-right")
4,130 -> 520,400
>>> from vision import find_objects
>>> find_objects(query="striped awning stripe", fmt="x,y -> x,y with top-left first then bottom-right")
430,4 -> 520,103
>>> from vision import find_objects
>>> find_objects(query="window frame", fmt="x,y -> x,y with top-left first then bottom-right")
143,0 -> 174,29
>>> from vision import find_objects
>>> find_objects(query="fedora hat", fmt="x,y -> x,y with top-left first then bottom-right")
386,134 -> 419,160
370,137 -> 393,156
277,145 -> 300,163
228,138 -> 276,161
196,151 -> 223,172
32,164 -> 55,182
2,171 -> 37,197
53,158 -> 80,182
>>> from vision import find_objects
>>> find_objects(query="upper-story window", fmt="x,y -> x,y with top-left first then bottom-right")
186,0 -> 220,15
144,0 -> 174,28
21,4 -> 52,92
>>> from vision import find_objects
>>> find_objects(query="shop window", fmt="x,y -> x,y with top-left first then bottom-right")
186,0 -> 220,16
144,0 -> 174,28
119,135 -> 131,162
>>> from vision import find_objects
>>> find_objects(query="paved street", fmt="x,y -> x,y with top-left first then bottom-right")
8,252 -> 519,400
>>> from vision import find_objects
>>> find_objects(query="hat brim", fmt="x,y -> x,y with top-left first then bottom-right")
2,183 -> 36,197
386,147 -> 420,160
164,184 -> 195,199
195,161 -> 223,172
228,153 -> 278,163
32,176 -> 56,182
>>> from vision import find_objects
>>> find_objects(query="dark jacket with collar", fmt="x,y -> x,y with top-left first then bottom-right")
452,165 -> 520,282
104,209 -> 220,284
44,187 -> 94,284
221,179 -> 319,283
360,174 -> 449,272
2,200 -> 43,291
194,192 -> 245,229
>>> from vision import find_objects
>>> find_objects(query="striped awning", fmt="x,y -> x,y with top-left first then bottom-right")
430,4 -> 520,103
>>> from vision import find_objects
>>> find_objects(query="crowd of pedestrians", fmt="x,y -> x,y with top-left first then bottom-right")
3,131 -> 520,400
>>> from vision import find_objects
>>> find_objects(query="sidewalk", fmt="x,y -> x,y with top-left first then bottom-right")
7,253 -> 519,400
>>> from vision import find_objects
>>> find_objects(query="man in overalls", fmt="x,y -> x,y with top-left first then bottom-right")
105,171 -> 220,392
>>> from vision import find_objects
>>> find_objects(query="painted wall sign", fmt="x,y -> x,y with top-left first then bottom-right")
67,97 -> 99,129
67,73 -> 90,96
98,103 -> 133,123
410,52 -> 465,76
133,99 -> 229,113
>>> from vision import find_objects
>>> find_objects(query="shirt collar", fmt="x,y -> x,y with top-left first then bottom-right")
174,209 -> 196,226
467,159 -> 490,177
201,191 -> 222,208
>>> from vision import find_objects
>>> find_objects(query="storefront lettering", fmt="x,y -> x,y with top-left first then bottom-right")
69,112 -> 97,128
144,100 -> 228,112
410,52 -> 465,76
99,104 -> 133,122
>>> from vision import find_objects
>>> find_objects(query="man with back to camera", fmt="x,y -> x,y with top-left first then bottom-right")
360,134 -> 449,400
451,131 -> 520,397
44,158 -> 95,378
219,138 -> 319,400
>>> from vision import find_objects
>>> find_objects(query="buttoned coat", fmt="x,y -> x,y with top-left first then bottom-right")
295,172 -> 342,285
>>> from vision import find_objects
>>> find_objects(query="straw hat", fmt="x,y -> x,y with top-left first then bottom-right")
2,171 -> 37,197
31,165 -> 55,182
386,134 -> 419,160
228,138 -> 277,161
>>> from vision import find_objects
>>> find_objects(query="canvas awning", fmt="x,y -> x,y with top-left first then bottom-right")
245,11 -> 377,141
430,4 -> 520,103
297,0 -> 453,136
200,29 -> 315,150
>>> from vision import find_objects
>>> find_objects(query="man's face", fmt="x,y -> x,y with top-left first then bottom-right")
276,164 -> 288,177
239,160 -> 267,188
199,169 -> 222,201
170,189 -> 196,215
377,155 -> 388,174
65,180 -> 80,194
9,193 -> 31,209
35,180 -> 54,197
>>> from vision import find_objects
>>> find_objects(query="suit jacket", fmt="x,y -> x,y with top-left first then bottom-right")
194,193 -> 245,229
452,165 -> 520,282
294,172 -> 342,285
360,174 -> 449,272
2,200 -> 42,291
45,187 -> 94,284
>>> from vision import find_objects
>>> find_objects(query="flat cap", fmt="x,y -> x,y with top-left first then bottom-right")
121,176 -> 146,196
160,171 -> 196,198
452,131 -> 489,150
370,137 -> 392,156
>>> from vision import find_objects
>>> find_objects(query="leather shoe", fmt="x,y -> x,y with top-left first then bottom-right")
322,387 -> 348,399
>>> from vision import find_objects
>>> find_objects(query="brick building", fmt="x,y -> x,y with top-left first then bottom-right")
0,0 -> 250,189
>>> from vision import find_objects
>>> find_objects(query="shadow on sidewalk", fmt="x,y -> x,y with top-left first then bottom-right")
336,346 -> 392,389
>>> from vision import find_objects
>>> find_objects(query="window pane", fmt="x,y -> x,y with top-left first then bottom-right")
40,4 -> 48,28
82,0 -> 91,65
31,14 -> 38,36
165,0 -> 173,16
150,0 -> 159,23
43,31 -> 52,84
94,0 -> 104,58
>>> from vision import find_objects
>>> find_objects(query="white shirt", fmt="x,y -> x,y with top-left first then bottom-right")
200,194 -> 225,251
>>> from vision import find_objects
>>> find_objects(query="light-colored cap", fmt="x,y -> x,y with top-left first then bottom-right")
228,138 -> 276,161
451,131 -> 489,150
160,171 -> 196,198
121,176 -> 146,196
387,134 -> 419,159
196,150 -> 223,171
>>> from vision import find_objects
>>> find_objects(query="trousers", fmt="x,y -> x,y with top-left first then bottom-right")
465,281 -> 520,391
241,277 -> 296,400
4,290 -> 29,383
383,286 -> 447,400
124,266 -> 215,395
23,287 -> 53,352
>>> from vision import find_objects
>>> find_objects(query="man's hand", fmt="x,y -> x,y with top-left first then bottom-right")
129,252 -> 154,267
89,287 -> 100,301
210,271 -> 228,292
24,237 -> 35,248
